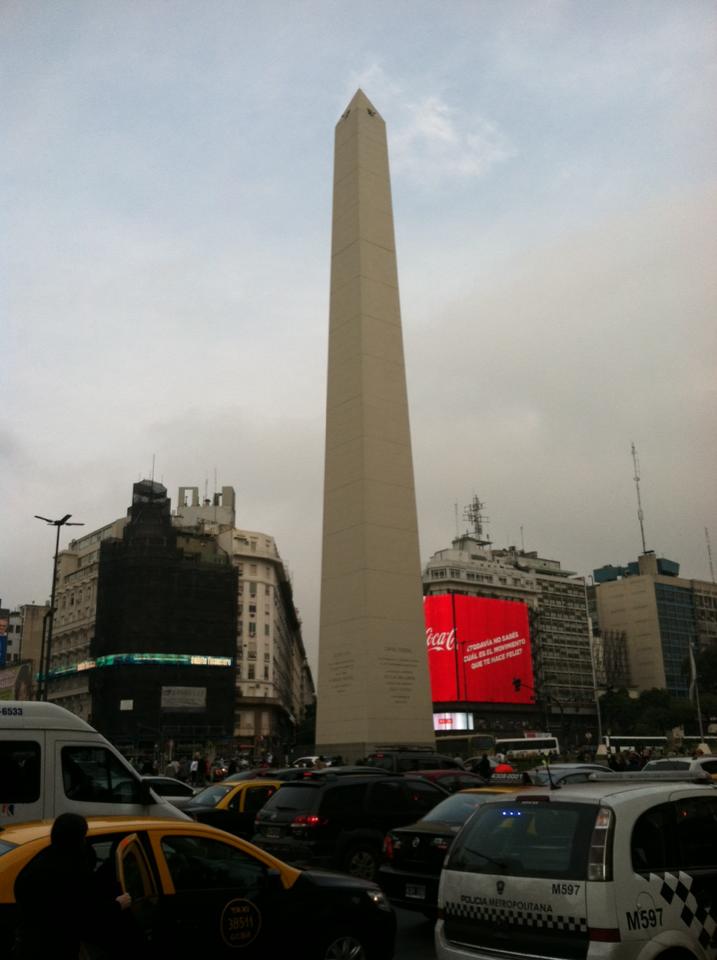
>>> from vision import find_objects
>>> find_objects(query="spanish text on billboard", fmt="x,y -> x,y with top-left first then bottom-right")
425,595 -> 534,704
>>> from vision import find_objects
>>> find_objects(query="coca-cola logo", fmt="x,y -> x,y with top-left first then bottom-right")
426,628 -> 455,652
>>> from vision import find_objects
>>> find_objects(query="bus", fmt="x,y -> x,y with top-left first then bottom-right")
677,735 -> 717,755
601,735 -> 667,756
494,736 -> 560,759
435,733 -> 560,760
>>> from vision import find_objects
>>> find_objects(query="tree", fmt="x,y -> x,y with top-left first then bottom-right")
599,688 -> 638,733
695,647 -> 717,696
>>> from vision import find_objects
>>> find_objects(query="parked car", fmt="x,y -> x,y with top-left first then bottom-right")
435,774 -> 717,960
410,769 -> 487,793
291,756 -> 339,768
641,755 -> 717,780
379,783 -> 539,916
224,767 -> 311,783
522,762 -> 614,786
0,816 -> 396,959
186,778 -> 282,837
141,776 -> 200,810
365,748 -> 464,773
253,773 -> 449,881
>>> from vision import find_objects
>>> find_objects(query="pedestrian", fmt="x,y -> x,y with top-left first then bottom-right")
189,756 -> 199,785
477,754 -> 492,780
13,813 -> 132,960
313,756 -> 326,770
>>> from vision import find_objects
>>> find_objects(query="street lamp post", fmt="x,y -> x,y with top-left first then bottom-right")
513,677 -> 566,749
34,513 -> 84,701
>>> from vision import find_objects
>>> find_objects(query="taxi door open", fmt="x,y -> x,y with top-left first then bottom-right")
115,833 -> 159,939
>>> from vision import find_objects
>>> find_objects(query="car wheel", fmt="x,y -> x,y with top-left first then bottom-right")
319,929 -> 368,960
341,844 -> 379,881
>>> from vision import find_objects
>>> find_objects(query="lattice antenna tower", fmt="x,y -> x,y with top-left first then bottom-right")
706,527 -> 716,584
631,442 -> 648,554
464,494 -> 491,545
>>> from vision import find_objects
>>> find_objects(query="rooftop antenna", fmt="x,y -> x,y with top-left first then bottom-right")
520,525 -> 525,552
454,502 -> 459,538
631,442 -> 648,554
463,494 -> 491,546
706,527 -> 716,584
150,454 -> 156,483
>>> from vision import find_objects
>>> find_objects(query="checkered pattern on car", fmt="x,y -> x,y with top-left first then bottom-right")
445,900 -> 588,933
649,871 -> 717,950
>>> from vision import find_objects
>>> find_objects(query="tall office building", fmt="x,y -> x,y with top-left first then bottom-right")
315,91 -> 434,758
590,552 -> 717,697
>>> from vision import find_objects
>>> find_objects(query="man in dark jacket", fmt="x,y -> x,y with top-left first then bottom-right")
13,813 -> 131,959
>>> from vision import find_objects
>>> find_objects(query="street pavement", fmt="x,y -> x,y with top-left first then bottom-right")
395,908 -> 437,959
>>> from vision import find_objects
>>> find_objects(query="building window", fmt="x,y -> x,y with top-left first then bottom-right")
248,664 -> 255,680
249,623 -> 256,638
264,624 -> 270,636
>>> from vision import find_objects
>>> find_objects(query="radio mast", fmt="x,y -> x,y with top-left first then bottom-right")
706,527 -> 716,584
631,442 -> 648,554
463,494 -> 491,546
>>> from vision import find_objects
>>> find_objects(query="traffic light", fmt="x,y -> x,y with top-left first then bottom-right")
512,678 -> 522,692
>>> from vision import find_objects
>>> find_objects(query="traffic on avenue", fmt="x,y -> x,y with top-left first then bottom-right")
2,718 -> 716,960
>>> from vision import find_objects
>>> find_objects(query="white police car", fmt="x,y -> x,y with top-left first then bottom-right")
436,774 -> 717,960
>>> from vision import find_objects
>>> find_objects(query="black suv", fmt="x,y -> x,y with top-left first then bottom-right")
252,773 -> 448,881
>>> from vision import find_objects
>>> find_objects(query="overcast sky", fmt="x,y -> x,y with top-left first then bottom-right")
2,0 -> 715,676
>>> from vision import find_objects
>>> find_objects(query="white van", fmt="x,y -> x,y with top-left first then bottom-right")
436,774 -> 717,960
0,700 -> 188,823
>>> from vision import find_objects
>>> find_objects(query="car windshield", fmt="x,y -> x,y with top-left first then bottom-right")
258,783 -> 319,813
187,783 -> 234,806
446,800 -> 598,879
421,791 -> 496,825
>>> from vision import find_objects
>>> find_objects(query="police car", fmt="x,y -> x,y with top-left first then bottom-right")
435,774 -> 717,960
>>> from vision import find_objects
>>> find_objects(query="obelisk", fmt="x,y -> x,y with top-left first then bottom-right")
315,90 -> 434,759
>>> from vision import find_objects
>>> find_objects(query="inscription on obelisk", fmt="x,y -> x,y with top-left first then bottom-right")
315,90 -> 434,759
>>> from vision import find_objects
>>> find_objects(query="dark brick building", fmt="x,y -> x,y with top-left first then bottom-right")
90,480 -> 237,755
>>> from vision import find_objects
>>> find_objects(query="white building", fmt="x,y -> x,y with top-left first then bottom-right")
423,501 -> 596,714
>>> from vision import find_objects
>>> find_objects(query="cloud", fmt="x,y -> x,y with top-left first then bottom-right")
347,63 -> 514,187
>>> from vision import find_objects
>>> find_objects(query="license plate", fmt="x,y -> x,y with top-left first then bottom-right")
264,827 -> 282,839
405,884 -> 426,900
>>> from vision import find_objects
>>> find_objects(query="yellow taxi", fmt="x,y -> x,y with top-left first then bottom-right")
0,816 -> 396,959
183,778 -> 282,838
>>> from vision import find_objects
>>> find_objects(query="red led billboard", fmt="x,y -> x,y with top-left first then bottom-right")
425,595 -> 534,704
